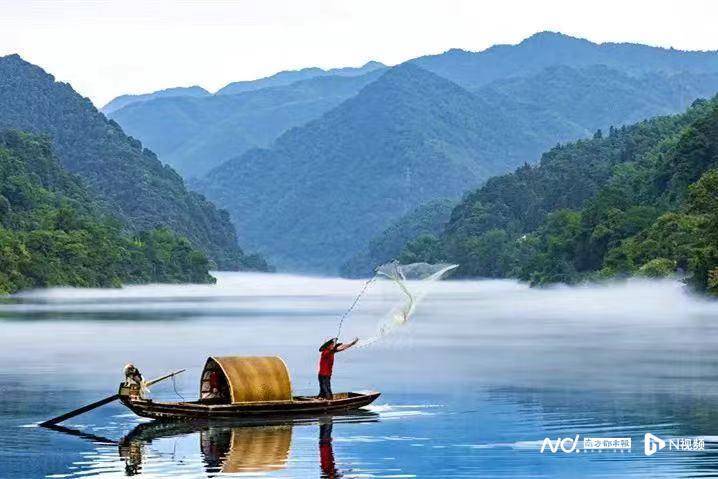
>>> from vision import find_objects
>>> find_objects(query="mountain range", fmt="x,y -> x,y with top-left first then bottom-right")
107,68 -> 385,178
412,31 -> 718,89
93,32 -> 718,273
195,63 -> 543,271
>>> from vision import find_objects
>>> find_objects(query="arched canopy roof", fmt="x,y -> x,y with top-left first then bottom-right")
202,356 -> 292,403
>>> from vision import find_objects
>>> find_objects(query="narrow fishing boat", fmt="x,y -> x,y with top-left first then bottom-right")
118,356 -> 380,421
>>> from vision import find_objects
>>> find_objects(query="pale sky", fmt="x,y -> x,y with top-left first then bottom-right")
1,0 -> 717,107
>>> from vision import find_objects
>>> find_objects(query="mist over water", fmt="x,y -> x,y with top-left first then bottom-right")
2,273 -> 718,478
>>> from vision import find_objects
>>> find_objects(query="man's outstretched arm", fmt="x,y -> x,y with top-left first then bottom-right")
336,337 -> 359,352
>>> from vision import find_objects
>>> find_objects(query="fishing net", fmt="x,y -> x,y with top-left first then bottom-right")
357,261 -> 457,347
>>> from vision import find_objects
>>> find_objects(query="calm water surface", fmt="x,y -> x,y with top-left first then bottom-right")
2,272 -> 718,478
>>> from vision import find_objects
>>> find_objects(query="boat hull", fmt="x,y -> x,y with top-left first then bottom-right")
119,391 -> 381,421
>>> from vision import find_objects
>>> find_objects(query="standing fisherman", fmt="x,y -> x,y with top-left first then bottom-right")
318,337 -> 358,399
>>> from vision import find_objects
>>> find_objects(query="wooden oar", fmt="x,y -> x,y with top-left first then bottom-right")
39,369 -> 186,427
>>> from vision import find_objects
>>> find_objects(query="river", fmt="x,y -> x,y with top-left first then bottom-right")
2,272 -> 718,478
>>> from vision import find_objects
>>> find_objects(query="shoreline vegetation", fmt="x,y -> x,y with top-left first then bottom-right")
394,97 -> 718,296
0,131 -> 216,294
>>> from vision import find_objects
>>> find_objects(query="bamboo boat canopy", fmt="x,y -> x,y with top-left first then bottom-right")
201,356 -> 292,404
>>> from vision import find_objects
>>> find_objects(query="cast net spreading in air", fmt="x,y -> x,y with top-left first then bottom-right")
337,261 -> 457,347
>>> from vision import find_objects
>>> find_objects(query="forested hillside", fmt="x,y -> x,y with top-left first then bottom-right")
107,69 -> 385,177
400,97 -> 718,295
0,54 -> 266,270
0,130 -> 215,294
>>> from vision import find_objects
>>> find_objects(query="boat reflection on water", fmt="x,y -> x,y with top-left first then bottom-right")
50,410 -> 378,477
199,423 -> 292,474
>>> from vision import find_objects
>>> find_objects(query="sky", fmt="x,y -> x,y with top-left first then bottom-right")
1,0 -> 718,107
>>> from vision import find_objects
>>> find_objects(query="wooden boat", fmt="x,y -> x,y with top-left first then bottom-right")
118,356 -> 380,421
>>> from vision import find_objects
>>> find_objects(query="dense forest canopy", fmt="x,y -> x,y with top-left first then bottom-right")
0,54 -> 267,271
397,97 -> 718,295
0,130 -> 216,294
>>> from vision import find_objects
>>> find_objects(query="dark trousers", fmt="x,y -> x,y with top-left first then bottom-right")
318,374 -> 333,399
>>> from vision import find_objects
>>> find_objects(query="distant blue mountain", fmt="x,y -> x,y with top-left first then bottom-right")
101,85 -> 210,114
412,31 -> 718,90
215,61 -> 385,95
107,69 -> 385,177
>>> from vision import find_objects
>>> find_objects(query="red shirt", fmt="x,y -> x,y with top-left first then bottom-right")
318,348 -> 335,376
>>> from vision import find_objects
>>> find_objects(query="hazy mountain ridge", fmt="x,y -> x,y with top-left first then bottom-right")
477,65 -> 718,133
107,68 -> 386,177
101,85 -> 210,114
412,31 -> 718,90
106,33 -> 718,181
215,60 -> 385,95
